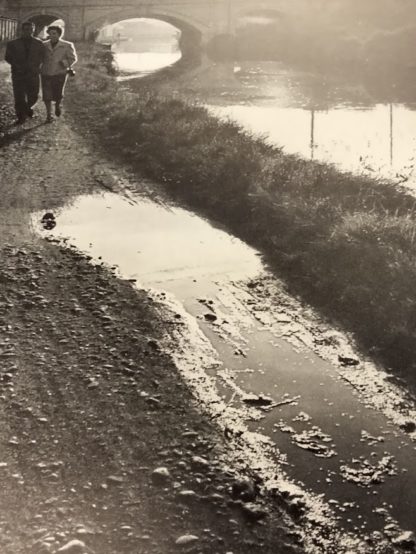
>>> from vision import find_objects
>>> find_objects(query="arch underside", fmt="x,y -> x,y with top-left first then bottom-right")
86,8 -> 206,40
88,8 -> 204,62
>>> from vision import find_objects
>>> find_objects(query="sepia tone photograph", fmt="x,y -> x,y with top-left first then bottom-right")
0,1 -> 415,553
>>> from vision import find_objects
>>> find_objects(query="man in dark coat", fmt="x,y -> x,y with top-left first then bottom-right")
5,21 -> 45,124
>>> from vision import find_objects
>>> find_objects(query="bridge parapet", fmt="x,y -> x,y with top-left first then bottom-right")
2,0 -> 317,57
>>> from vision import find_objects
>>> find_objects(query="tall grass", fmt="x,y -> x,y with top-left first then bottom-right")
69,45 -> 416,387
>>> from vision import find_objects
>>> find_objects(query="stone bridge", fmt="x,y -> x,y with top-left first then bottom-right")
3,0 -> 318,55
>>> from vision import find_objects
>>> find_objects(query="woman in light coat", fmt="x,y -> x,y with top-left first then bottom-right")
41,25 -> 77,122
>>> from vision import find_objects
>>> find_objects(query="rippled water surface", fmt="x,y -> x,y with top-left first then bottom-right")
115,51 -> 181,78
118,52 -> 416,188
210,63 -> 416,189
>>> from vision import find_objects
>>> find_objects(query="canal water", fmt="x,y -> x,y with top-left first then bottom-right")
114,51 -> 181,80
116,53 -> 416,190
211,62 -> 416,190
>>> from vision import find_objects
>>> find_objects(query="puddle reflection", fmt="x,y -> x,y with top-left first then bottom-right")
36,193 -> 262,284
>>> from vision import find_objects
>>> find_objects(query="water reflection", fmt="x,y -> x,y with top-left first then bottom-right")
209,62 -> 416,188
97,17 -> 182,79
115,51 -> 181,79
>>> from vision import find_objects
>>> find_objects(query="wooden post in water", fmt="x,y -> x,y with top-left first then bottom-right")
310,109 -> 315,160
389,103 -> 394,166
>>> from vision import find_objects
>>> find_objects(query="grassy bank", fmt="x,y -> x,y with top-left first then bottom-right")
69,45 -> 416,388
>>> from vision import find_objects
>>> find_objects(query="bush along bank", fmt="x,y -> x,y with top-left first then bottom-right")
68,49 -> 416,390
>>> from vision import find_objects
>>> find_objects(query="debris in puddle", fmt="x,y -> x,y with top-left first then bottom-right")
338,355 -> 360,367
399,420 -> 416,434
340,455 -> 398,487
292,429 -> 336,458
234,347 -> 247,357
275,422 -> 336,458
41,212 -> 56,230
360,430 -> 385,445
274,395 -> 300,408
293,412 -> 312,423
204,313 -> 218,323
242,393 -> 274,407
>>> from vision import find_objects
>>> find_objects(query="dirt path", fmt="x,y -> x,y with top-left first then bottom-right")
0,79 -> 311,553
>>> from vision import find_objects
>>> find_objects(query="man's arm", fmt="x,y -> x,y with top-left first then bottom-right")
66,42 -> 77,68
4,41 -> 13,65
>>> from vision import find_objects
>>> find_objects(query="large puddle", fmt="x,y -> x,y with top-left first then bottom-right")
33,192 -> 416,547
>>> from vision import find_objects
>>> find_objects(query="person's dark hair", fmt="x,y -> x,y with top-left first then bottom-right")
47,25 -> 64,37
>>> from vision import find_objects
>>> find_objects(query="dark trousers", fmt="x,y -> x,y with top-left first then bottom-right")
11,72 -> 40,120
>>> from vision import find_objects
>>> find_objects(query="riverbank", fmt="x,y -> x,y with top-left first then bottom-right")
68,44 -> 416,392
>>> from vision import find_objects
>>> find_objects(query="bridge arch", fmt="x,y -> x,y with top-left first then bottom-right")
85,9 -> 207,64
84,8 -> 207,41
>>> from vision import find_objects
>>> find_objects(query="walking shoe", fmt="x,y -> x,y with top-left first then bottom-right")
46,115 -> 54,123
55,105 -> 61,117
14,116 -> 26,125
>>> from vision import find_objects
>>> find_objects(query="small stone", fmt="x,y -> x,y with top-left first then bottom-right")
147,339 -> 159,350
231,478 -> 258,501
106,475 -> 124,484
241,503 -> 268,521
177,490 -> 197,502
56,539 -> 86,553
151,467 -> 171,485
392,531 -> 415,549
191,456 -> 209,468
32,541 -> 52,554
175,534 -> 199,546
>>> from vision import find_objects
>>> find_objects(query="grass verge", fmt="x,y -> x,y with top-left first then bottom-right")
68,44 -> 416,389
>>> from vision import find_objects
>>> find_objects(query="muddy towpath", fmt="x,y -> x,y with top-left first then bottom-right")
0,75 -> 313,554
0,60 -> 415,554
